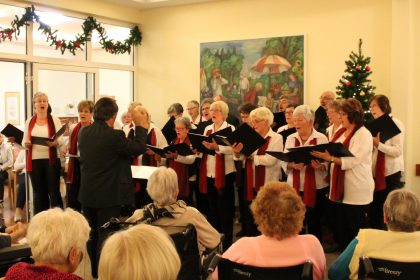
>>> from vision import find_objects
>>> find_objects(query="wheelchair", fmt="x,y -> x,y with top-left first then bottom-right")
359,256 -> 420,280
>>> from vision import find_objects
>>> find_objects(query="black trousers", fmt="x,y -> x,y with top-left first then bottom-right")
0,170 -> 8,201
207,173 -> 235,251
83,205 -> 120,278
29,159 -> 63,214
303,188 -> 329,242
370,171 -> 402,230
336,203 -> 369,250
67,159 -> 81,212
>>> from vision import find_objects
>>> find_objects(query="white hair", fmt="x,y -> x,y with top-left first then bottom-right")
99,224 -> 181,280
293,105 -> 314,121
147,167 -> 179,206
210,101 -> 229,120
26,208 -> 90,265
249,107 -> 274,125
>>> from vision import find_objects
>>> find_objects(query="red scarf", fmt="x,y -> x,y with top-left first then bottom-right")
330,127 -> 346,142
293,137 -> 317,208
168,137 -> 191,198
66,122 -> 82,184
330,126 -> 361,202
245,136 -> 271,201
199,129 -> 225,193
26,114 -> 57,172
374,151 -> 386,192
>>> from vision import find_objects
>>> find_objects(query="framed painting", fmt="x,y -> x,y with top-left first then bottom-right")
200,35 -> 305,116
4,92 -> 20,125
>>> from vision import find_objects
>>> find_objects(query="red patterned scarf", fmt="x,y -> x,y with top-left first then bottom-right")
374,151 -> 386,192
144,128 -> 158,167
26,114 -> 57,172
168,137 -> 191,198
66,122 -> 82,184
330,126 -> 361,201
293,137 -> 317,208
245,136 -> 271,201
330,127 -> 346,142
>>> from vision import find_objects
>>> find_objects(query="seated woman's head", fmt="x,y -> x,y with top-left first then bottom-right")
384,189 -> 420,232
147,167 -> 179,206
251,182 -> 305,239
27,208 -> 90,273
99,224 -> 181,280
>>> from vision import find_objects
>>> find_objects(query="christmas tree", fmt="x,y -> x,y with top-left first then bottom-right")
336,39 -> 376,114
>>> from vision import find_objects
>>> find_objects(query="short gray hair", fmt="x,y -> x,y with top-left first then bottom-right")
174,117 -> 191,130
384,189 -> 420,232
250,107 -> 274,125
328,100 -> 342,112
27,208 -> 90,264
321,90 -> 336,99
147,167 -> 178,206
167,103 -> 184,115
293,105 -> 314,121
210,100 -> 229,120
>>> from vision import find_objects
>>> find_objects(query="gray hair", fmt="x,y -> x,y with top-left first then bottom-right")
147,167 -> 179,206
321,90 -> 336,99
27,208 -> 90,265
174,117 -> 191,130
167,103 -> 184,115
384,189 -> 420,232
328,100 -> 342,112
201,98 -> 213,108
250,107 -> 274,125
210,100 -> 229,120
293,104 -> 314,121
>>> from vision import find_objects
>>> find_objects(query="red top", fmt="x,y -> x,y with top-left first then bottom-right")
5,262 -> 83,280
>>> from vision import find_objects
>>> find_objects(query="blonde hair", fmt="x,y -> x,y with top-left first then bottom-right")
250,107 -> 274,126
99,224 -> 181,280
136,105 -> 151,123
33,91 -> 48,102
210,100 -> 229,120
251,182 -> 305,239
147,167 -> 179,206
26,208 -> 90,265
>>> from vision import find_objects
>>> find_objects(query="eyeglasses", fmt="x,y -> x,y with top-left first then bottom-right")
187,107 -> 198,110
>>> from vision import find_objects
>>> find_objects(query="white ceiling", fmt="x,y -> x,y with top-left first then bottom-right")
101,0 -> 221,10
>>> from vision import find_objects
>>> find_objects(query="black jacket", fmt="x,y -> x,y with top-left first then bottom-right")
78,121 -> 147,208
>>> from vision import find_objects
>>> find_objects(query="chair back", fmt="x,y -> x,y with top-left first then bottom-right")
359,256 -> 420,280
166,224 -> 201,280
218,257 -> 313,280
0,244 -> 33,277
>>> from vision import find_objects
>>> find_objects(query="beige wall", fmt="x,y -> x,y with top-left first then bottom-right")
137,0 -> 391,127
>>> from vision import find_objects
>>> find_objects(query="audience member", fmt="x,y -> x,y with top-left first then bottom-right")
99,224 -> 180,280
5,208 -> 90,280
13,149 -> 26,222
329,189 -> 420,280
0,133 -> 13,209
127,167 -> 220,255
213,182 -> 326,280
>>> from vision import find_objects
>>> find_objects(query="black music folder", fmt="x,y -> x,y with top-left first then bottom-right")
1,124 -> 23,145
30,124 -> 66,146
147,143 -> 194,158
188,126 -> 232,155
214,123 -> 266,157
365,114 -> 401,143
161,116 -> 176,143
267,142 -> 354,165
278,127 -> 297,145
190,120 -> 212,135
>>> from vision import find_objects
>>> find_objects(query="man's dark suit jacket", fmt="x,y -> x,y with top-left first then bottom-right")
78,121 -> 147,208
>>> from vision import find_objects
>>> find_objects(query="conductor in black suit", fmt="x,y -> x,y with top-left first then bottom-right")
78,97 -> 147,278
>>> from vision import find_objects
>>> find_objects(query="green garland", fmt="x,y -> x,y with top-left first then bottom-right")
0,5 -> 142,55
